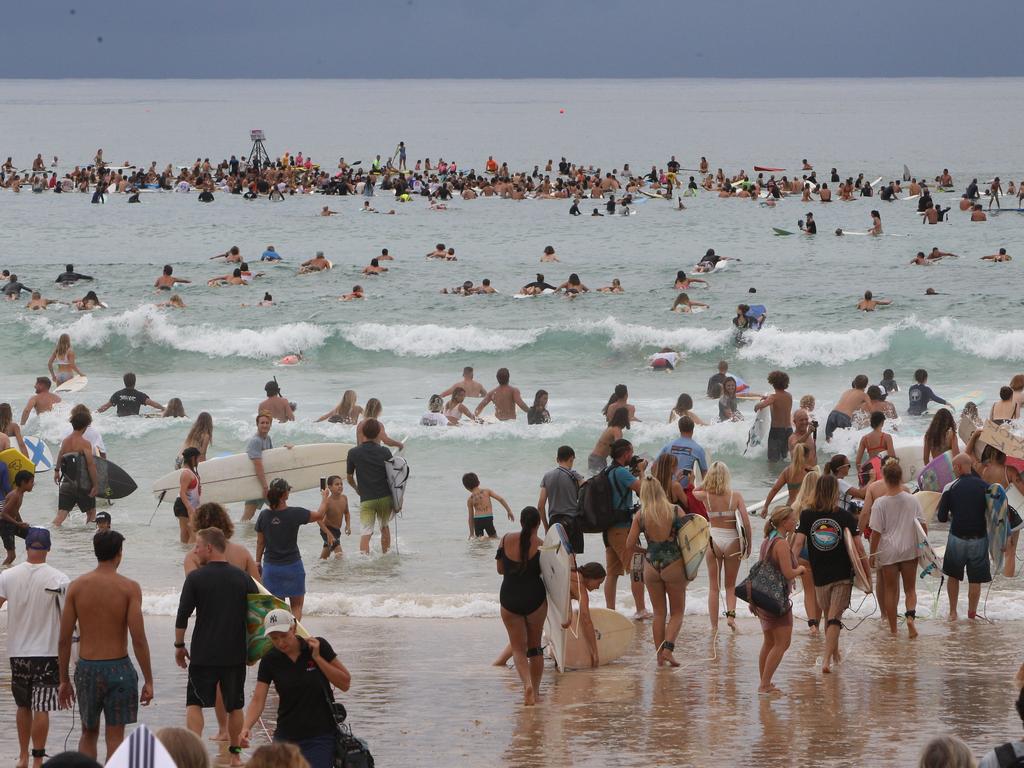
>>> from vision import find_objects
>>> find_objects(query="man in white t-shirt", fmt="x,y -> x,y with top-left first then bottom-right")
0,528 -> 70,768
59,404 -> 107,458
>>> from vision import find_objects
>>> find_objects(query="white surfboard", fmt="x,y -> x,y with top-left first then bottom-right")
539,523 -> 573,672
893,445 -> 926,486
914,519 -> 941,578
54,375 -> 88,393
744,407 -> 770,455
563,608 -> 635,669
150,443 -> 353,505
106,725 -> 177,768
22,436 -> 53,473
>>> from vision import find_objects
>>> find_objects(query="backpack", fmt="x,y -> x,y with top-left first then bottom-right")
385,454 -> 409,514
578,466 -> 629,533
995,743 -> 1024,767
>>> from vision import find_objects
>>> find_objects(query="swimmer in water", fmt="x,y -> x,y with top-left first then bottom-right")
157,294 -> 186,309
857,290 -> 891,311
671,293 -> 709,313
377,248 -> 394,261
540,246 -> 559,262
154,264 -> 192,290
426,243 -> 448,259
207,268 -> 245,286
260,245 -> 282,261
340,286 -> 365,301
868,210 -> 883,235
558,273 -> 589,296
299,251 -> 331,273
910,252 -> 933,266
361,201 -> 377,213
674,271 -> 708,290
362,258 -> 388,276
211,245 -> 241,262
73,290 -> 104,310
597,279 -> 623,293
928,247 -> 957,260
25,291 -> 60,310
981,248 -> 1012,262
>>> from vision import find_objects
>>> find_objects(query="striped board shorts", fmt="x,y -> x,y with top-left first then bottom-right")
11,656 -> 60,711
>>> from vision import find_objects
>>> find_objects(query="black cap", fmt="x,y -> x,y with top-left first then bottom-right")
94,511 -> 111,524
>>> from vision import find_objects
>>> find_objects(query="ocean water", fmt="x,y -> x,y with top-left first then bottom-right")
1,78 -> 1024,623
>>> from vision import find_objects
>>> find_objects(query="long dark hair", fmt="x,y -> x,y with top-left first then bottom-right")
602,384 -> 628,416
924,409 -> 954,453
517,507 -> 541,572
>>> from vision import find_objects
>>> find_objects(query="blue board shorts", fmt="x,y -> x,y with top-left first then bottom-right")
75,656 -> 139,729
942,533 -> 991,583
262,559 -> 306,598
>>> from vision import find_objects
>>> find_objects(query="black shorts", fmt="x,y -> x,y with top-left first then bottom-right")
0,520 -> 26,551
473,517 -> 497,537
186,664 -> 246,711
320,525 -> 342,551
11,657 -> 60,711
173,498 -> 189,519
767,426 -> 793,462
58,481 -> 96,514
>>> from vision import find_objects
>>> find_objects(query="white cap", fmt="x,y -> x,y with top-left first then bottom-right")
263,608 -> 296,635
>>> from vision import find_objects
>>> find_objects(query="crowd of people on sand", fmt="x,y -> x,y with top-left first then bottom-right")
3,149 -> 1024,768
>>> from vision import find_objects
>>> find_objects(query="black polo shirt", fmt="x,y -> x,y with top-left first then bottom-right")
257,637 -> 338,740
937,473 -> 988,539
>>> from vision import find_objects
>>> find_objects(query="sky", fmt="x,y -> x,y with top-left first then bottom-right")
5,0 -> 1022,79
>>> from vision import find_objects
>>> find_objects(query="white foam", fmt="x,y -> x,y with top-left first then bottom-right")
737,325 -> 898,367
914,316 -> 1024,361
576,317 -> 733,353
341,323 -> 541,356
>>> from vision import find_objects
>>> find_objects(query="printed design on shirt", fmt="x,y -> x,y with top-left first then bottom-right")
809,517 -> 842,552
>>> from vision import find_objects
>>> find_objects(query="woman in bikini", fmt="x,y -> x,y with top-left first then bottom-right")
668,393 -> 705,426
755,505 -> 804,695
990,386 -> 1021,425
316,390 -> 362,425
624,480 -> 688,666
355,398 -> 403,449
444,387 -> 477,425
602,384 -> 637,425
854,411 -> 895,484
588,407 -> 629,475
760,443 -> 815,515
694,461 -> 751,632
922,408 -> 960,466
47,333 -> 84,385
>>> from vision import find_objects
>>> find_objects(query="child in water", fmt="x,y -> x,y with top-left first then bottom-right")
318,475 -> 350,559
463,472 -> 513,539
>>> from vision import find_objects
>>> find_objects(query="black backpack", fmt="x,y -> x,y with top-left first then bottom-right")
578,466 -> 629,533
995,743 -> 1024,767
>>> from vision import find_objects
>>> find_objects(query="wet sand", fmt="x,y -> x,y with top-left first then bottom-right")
0,613 -> 1020,766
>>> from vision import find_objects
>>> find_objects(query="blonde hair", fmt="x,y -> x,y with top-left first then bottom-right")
764,505 -> 795,538
156,727 -> 210,768
639,478 -> 674,536
55,333 -> 71,357
169,294 -> 186,308
792,469 -> 820,515
799,394 -> 815,412
247,743 -> 309,768
917,735 -> 976,768
702,460 -> 732,497
650,453 -> 678,497
363,397 -> 382,419
337,390 -> 357,419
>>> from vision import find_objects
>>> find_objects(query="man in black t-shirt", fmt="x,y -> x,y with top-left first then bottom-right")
794,479 -> 867,674
346,419 -> 394,556
97,372 -> 164,417
707,360 -> 729,398
175,527 -> 257,766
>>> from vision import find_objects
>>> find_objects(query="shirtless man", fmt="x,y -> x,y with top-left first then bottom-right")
928,247 -> 957,261
788,409 -> 817,464
154,265 -> 191,290
473,368 -> 529,421
362,258 -> 387,276
970,204 -> 987,222
910,252 -> 932,266
53,410 -> 99,525
211,246 -> 241,263
377,248 -> 394,261
825,375 -> 872,442
25,291 -> 61,310
754,371 -> 794,462
426,243 -> 448,259
982,248 -> 1012,263
58,530 -> 153,762
299,251 -> 331,273
339,285 -> 364,301
857,291 -> 891,311
257,381 -> 294,422
818,183 -> 832,202
20,377 -> 61,425
441,367 -> 488,398
320,206 -> 338,216
1,471 -> 33,565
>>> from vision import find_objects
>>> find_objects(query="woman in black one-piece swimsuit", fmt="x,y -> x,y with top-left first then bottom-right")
496,506 -> 547,706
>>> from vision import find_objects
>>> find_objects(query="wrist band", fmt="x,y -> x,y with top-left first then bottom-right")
174,642 -> 185,648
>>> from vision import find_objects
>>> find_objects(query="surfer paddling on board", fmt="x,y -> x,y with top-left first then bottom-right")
824,375 -> 871,442
753,371 -> 794,463
857,291 -> 891,311
473,368 -> 529,422
981,248 -> 1012,262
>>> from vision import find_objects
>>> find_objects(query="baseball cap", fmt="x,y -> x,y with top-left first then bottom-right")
269,478 -> 291,492
263,608 -> 296,635
94,511 -> 112,524
264,380 -> 280,395
25,528 -> 51,551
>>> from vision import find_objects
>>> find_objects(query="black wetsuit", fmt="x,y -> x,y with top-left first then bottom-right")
569,201 -> 581,216
522,280 -> 557,292
55,271 -> 93,284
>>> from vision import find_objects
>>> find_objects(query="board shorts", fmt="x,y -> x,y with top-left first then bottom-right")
245,497 -> 267,508
186,664 -> 245,711
261,559 -> 306,598
767,426 -> 793,462
173,497 -> 189,519
603,524 -> 632,577
473,516 -> 497,537
943,533 -> 991,583
814,580 -> 853,621
320,525 -> 342,551
10,657 -> 59,711
58,480 -> 96,514
588,453 -> 608,476
0,520 -> 26,551
824,410 -> 852,441
74,656 -> 139,729
359,496 -> 393,536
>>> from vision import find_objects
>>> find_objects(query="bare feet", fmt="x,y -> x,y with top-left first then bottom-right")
948,611 -> 958,621
809,625 -> 820,638
727,615 -> 737,632
631,610 -> 652,620
657,648 -> 681,667
907,618 -> 919,639
524,686 -> 536,707
210,733 -> 228,743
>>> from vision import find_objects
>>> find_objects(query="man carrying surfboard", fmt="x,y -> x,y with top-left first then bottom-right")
52,410 -> 99,527
754,371 -> 794,463
936,454 -> 991,620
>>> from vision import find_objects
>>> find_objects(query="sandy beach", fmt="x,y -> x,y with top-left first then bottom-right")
0,613 -> 1019,766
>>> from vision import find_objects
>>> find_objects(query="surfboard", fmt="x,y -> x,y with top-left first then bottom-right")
744,407 -> 770,455
539,523 -> 573,672
915,491 -> 942,524
870,176 -> 884,188
246,583 -> 310,664
0,448 -> 33,479
914,519 -> 941,578
917,451 -> 954,492
893,445 -> 926,486
772,227 -> 794,236
54,375 -> 88,393
562,607 -> 635,670
22,436 -> 53,473
735,513 -> 751,559
106,725 -> 177,768
754,166 -> 785,172
844,528 -> 871,594
73,455 -> 137,500
1009,486 -> 1024,533
677,513 -> 710,581
958,415 -> 981,446
151,443 -> 353,505
979,421 -> 1024,461
943,391 -> 985,414
513,288 -> 556,299
987,483 -> 1011,573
